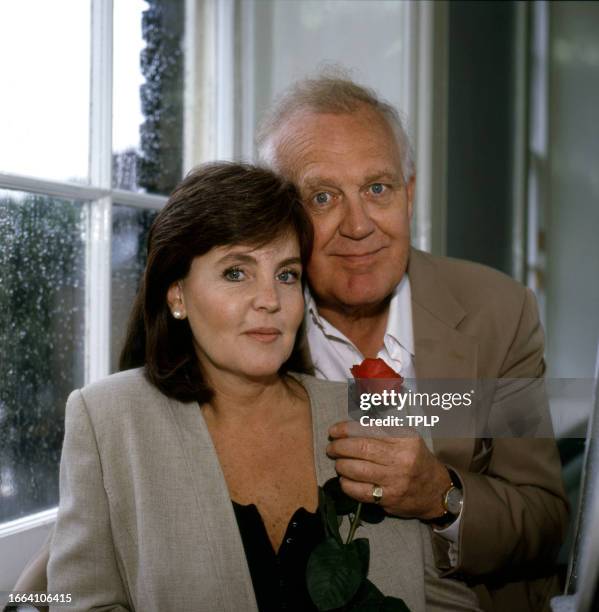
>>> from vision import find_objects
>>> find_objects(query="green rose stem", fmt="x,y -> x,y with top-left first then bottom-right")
308,479 -> 410,611
345,502 -> 363,545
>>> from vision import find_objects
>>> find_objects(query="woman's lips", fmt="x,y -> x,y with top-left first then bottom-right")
243,328 -> 282,343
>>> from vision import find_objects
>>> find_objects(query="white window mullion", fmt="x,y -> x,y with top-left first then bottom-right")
0,172 -> 107,201
87,0 -> 113,384
412,0 -> 449,256
402,1 -> 425,250
184,0 -> 236,165
239,0 -> 256,161
112,189 -> 167,211
215,0 -> 235,160
184,0 -> 209,169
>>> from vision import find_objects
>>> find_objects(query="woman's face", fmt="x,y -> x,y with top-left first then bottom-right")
167,234 -> 304,383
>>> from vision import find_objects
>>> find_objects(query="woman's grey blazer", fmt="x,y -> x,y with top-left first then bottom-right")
47,368 -> 479,612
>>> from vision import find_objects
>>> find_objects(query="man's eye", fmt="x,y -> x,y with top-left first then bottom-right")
223,267 -> 245,281
313,192 -> 332,206
369,183 -> 387,195
277,269 -> 300,283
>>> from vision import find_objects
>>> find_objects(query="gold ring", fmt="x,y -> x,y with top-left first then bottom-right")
372,485 -> 383,504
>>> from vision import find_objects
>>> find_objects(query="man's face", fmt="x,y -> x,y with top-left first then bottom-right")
275,106 -> 415,313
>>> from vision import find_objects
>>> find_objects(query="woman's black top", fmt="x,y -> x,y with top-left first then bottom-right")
232,501 -> 325,612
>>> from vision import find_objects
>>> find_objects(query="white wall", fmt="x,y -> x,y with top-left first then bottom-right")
249,0 -> 414,153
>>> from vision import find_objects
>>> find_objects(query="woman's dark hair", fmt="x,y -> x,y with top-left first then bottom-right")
119,162 -> 314,403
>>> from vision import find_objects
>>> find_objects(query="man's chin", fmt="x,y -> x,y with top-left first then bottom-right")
309,272 -> 404,314
330,285 -> 395,315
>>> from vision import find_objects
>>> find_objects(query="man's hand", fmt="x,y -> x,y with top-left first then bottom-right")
327,420 -> 452,520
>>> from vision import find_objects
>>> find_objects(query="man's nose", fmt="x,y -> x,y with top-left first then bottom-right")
252,279 -> 281,312
339,194 -> 376,239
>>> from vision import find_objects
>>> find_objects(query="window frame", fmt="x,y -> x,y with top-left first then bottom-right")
0,0 -> 166,578
0,0 -> 449,589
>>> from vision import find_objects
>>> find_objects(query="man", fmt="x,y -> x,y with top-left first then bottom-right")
257,76 -> 568,611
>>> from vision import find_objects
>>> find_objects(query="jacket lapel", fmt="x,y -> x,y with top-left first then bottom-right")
166,398 -> 258,612
296,373 -> 346,486
408,249 -> 478,469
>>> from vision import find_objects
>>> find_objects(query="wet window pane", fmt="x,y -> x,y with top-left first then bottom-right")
112,0 -> 185,195
111,205 -> 158,371
0,191 -> 86,523
0,1 -> 90,183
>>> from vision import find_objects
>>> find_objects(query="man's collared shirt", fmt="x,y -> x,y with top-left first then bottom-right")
304,274 -> 461,564
305,274 -> 416,381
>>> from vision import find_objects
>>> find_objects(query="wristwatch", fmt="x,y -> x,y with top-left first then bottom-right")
433,472 -> 463,527
442,482 -> 464,516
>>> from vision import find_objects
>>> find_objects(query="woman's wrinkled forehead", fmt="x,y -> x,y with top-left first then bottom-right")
204,233 -> 302,265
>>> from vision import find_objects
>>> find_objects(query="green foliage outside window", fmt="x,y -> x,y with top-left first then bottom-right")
0,194 -> 86,521
139,0 -> 184,194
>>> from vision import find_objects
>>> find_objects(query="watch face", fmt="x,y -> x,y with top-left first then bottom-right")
446,487 -> 464,515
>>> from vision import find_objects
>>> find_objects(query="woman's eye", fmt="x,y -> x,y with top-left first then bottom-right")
223,267 -> 245,281
277,269 -> 300,283
313,192 -> 332,206
368,183 -> 387,196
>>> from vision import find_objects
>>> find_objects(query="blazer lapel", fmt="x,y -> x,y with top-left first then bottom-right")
298,374 -> 345,486
408,248 -> 478,469
166,398 -> 258,612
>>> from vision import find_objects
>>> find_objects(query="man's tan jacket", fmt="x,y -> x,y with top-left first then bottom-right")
299,247 -> 569,611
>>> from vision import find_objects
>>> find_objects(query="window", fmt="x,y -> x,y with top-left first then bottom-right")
0,192 -> 86,521
0,0 -> 184,526
1,2 -> 438,584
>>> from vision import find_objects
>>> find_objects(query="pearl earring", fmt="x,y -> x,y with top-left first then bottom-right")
172,309 -> 183,319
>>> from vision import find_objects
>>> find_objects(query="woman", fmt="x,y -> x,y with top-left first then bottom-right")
47,163 -> 479,612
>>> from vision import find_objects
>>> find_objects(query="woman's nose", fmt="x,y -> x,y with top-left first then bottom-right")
252,280 -> 281,312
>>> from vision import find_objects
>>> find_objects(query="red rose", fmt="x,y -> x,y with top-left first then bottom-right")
350,358 -> 404,398
351,358 -> 403,381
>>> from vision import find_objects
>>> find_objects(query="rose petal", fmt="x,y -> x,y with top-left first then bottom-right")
350,358 -> 403,380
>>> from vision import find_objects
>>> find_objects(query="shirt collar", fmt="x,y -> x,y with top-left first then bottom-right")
385,274 -> 415,356
305,288 -> 352,343
304,274 -> 415,356
305,287 -> 323,327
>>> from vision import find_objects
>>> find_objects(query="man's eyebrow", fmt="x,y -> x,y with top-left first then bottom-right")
300,176 -> 336,191
363,171 -> 402,184
300,171 -> 403,190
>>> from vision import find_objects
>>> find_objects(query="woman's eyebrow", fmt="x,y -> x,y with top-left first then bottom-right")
215,254 -> 301,267
216,252 -> 257,265
278,256 -> 302,267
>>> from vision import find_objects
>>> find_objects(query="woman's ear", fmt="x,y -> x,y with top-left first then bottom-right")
167,281 -> 187,320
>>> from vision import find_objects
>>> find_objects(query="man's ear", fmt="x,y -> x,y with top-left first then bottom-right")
406,174 -> 416,220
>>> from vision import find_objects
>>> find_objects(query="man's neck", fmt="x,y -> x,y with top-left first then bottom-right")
315,299 -> 390,359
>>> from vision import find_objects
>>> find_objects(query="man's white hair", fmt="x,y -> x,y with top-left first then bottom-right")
256,70 -> 415,181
